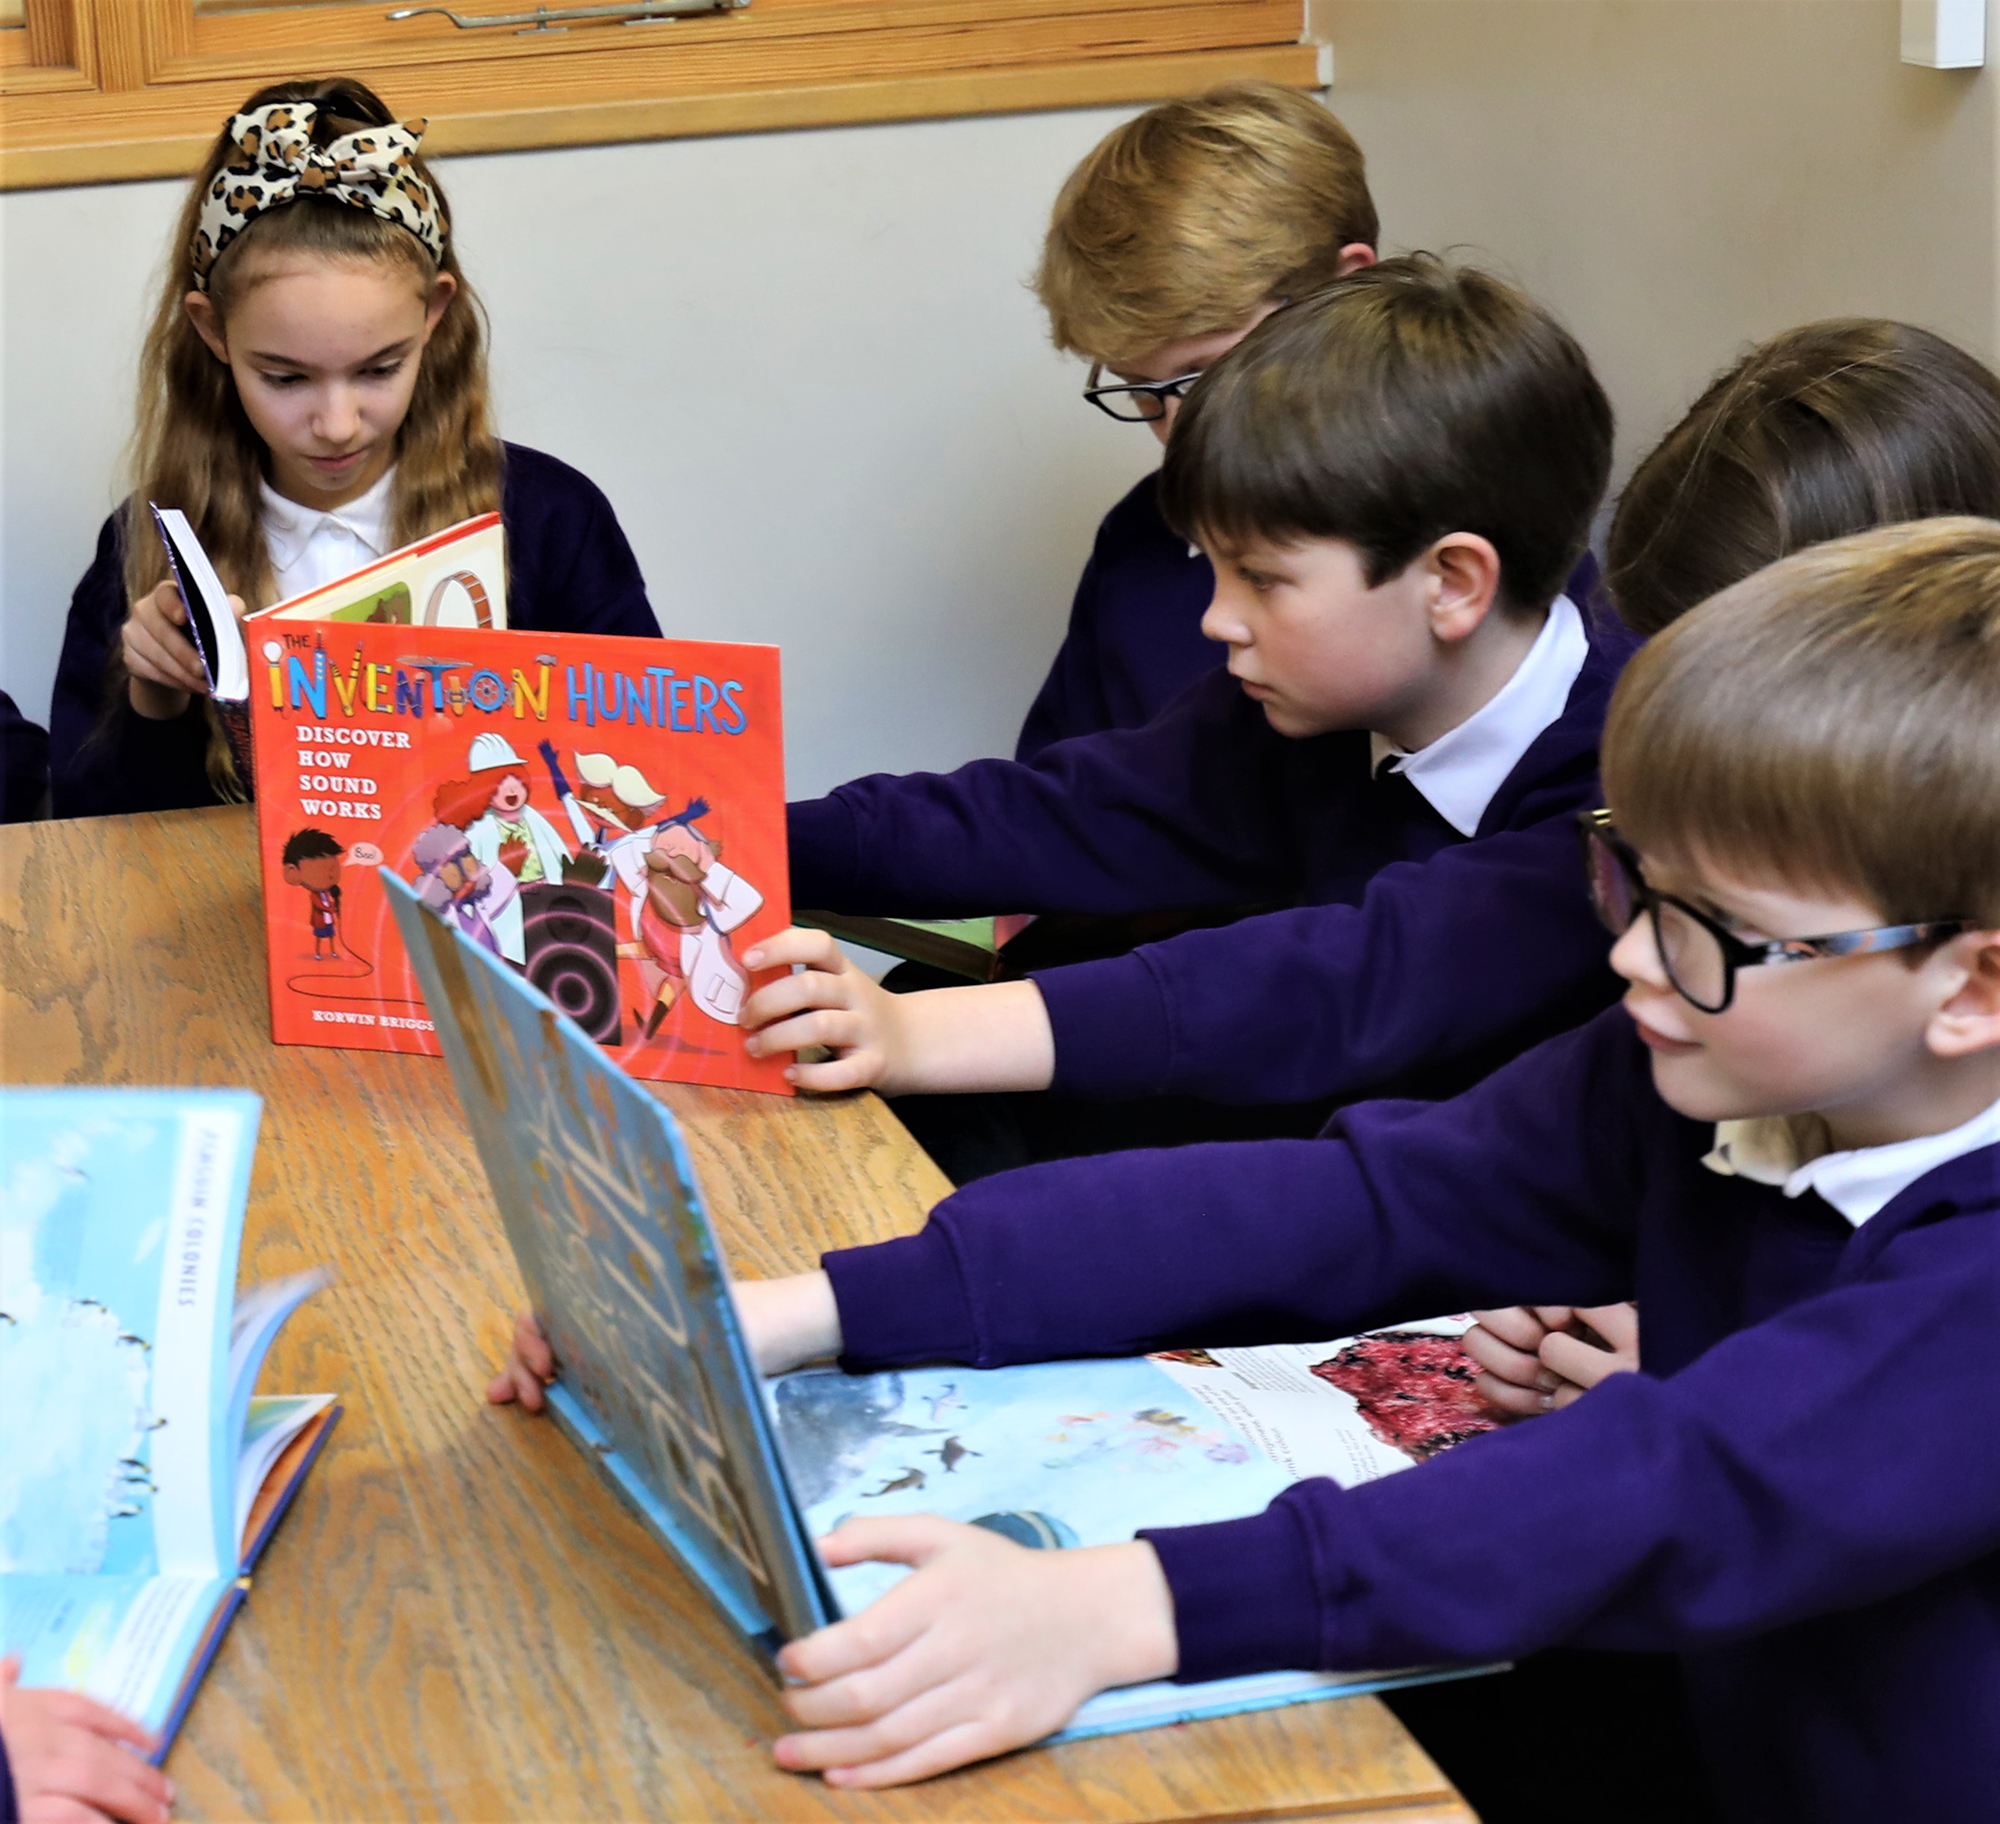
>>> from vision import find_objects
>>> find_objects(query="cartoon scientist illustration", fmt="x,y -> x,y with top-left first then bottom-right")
433,733 -> 574,967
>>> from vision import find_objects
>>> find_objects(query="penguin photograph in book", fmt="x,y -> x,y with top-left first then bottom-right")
249,623 -> 791,1093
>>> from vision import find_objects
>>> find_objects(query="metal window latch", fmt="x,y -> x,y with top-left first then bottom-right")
388,0 -> 748,32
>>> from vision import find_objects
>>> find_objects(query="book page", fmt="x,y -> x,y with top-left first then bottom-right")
771,1318 -> 1493,1605
0,1574 -> 235,1737
253,514 -> 508,630
233,1395 -> 336,1551
0,1091 -> 261,1587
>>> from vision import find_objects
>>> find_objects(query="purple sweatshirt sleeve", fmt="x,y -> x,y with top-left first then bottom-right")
0,1723 -> 15,1824
1151,1184 -> 2000,1679
825,1012 -> 1647,1370
790,671 -> 1295,917
499,444 -> 659,641
49,511 -> 219,819
1035,819 -> 1613,1105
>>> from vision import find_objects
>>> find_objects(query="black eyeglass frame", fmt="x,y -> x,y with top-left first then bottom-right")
1576,810 -> 1968,1014
1081,362 -> 1204,423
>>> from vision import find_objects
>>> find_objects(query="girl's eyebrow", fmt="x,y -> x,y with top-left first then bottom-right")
247,336 -> 417,368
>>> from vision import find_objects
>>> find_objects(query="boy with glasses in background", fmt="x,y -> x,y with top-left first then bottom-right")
1017,81 -> 1379,759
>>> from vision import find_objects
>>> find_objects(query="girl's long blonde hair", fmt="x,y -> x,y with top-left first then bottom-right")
118,75 -> 502,797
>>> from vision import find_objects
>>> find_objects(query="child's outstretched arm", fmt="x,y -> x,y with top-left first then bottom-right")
773,1518 -> 1175,1788
0,1655 -> 172,1824
739,928 -> 1055,1097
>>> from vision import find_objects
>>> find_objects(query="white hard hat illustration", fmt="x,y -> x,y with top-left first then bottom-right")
468,732 -> 525,773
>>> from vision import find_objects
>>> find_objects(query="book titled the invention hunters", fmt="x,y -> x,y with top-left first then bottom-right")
248,621 -> 791,1093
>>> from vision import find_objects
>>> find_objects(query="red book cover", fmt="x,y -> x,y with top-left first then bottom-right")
247,621 -> 792,1094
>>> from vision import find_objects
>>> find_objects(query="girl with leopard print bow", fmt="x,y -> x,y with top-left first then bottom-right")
50,75 -> 659,819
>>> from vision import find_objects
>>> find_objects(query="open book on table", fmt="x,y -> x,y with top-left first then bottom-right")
386,870 -> 1497,1748
0,1089 -> 338,1753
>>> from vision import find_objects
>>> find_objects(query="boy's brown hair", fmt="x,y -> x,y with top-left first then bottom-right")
1036,81 -> 1378,367
1604,517 -> 2000,927
1158,254 -> 1613,617
1606,320 -> 2000,637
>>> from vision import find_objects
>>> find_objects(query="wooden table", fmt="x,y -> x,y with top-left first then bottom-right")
0,806 -> 1473,1824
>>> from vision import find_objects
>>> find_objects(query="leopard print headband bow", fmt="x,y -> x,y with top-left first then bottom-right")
190,102 -> 445,291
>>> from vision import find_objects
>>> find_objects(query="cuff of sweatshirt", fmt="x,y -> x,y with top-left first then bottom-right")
1034,951 -> 1173,1100
1139,1497 -> 1327,1683
786,793 -> 863,911
823,1227 -> 981,1370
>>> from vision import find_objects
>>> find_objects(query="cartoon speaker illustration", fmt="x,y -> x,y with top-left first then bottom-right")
519,882 -> 622,1045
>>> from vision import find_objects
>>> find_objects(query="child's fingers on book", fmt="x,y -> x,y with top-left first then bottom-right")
819,1712 -> 1011,1789
1575,1301 -> 1641,1354
778,1597 -> 930,1688
777,1676 -> 978,1774
47,1732 -> 174,1821
41,1690 -> 156,1753
788,1053 -> 881,1094
1471,1369 -> 1551,1417
512,1309 -> 555,1375
1467,1306 -> 1549,1353
1459,1320 -> 1545,1387
1538,1327 -> 1635,1390
742,926 -> 841,973
815,1513 -> 963,1570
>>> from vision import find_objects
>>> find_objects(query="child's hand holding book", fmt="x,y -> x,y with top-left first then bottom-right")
739,927 -> 1055,1098
121,579 -> 245,720
771,1517 -> 1176,1789
0,1656 -> 172,1824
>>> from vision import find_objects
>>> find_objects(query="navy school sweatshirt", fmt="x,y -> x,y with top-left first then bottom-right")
791,607 -> 1638,1109
49,443 -> 658,820
824,1006 -> 2000,1824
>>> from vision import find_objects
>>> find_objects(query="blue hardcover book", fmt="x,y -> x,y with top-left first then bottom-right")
0,1089 -> 339,1754
386,873 -> 1490,1745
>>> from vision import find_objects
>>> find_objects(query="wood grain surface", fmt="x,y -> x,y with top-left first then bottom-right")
0,806 -> 1473,1824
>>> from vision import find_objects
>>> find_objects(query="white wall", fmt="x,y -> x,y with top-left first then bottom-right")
1311,0 -> 1999,485
0,105 -> 1158,797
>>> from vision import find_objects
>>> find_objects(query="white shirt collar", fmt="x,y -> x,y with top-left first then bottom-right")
1368,594 -> 1588,837
1703,1090 -> 2000,1227
260,467 -> 396,601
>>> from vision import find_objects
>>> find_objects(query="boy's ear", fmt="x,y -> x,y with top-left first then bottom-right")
1334,244 -> 1376,277
1926,930 -> 2000,1060
1422,533 -> 1504,645
183,291 -> 229,363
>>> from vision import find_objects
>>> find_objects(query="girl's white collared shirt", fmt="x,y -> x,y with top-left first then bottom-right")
259,466 -> 395,605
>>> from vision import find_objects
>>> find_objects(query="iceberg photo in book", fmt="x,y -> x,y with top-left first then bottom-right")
384,874 -> 1490,1753
0,1089 -> 338,1752
247,620 -> 791,1094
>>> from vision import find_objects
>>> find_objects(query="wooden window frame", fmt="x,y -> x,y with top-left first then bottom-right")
0,0 -> 1320,190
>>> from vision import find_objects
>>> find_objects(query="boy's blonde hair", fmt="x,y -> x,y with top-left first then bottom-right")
1603,517 -> 2000,927
1036,82 -> 1378,368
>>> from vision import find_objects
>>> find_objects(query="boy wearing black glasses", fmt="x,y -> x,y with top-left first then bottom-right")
518,517 -> 2000,1813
